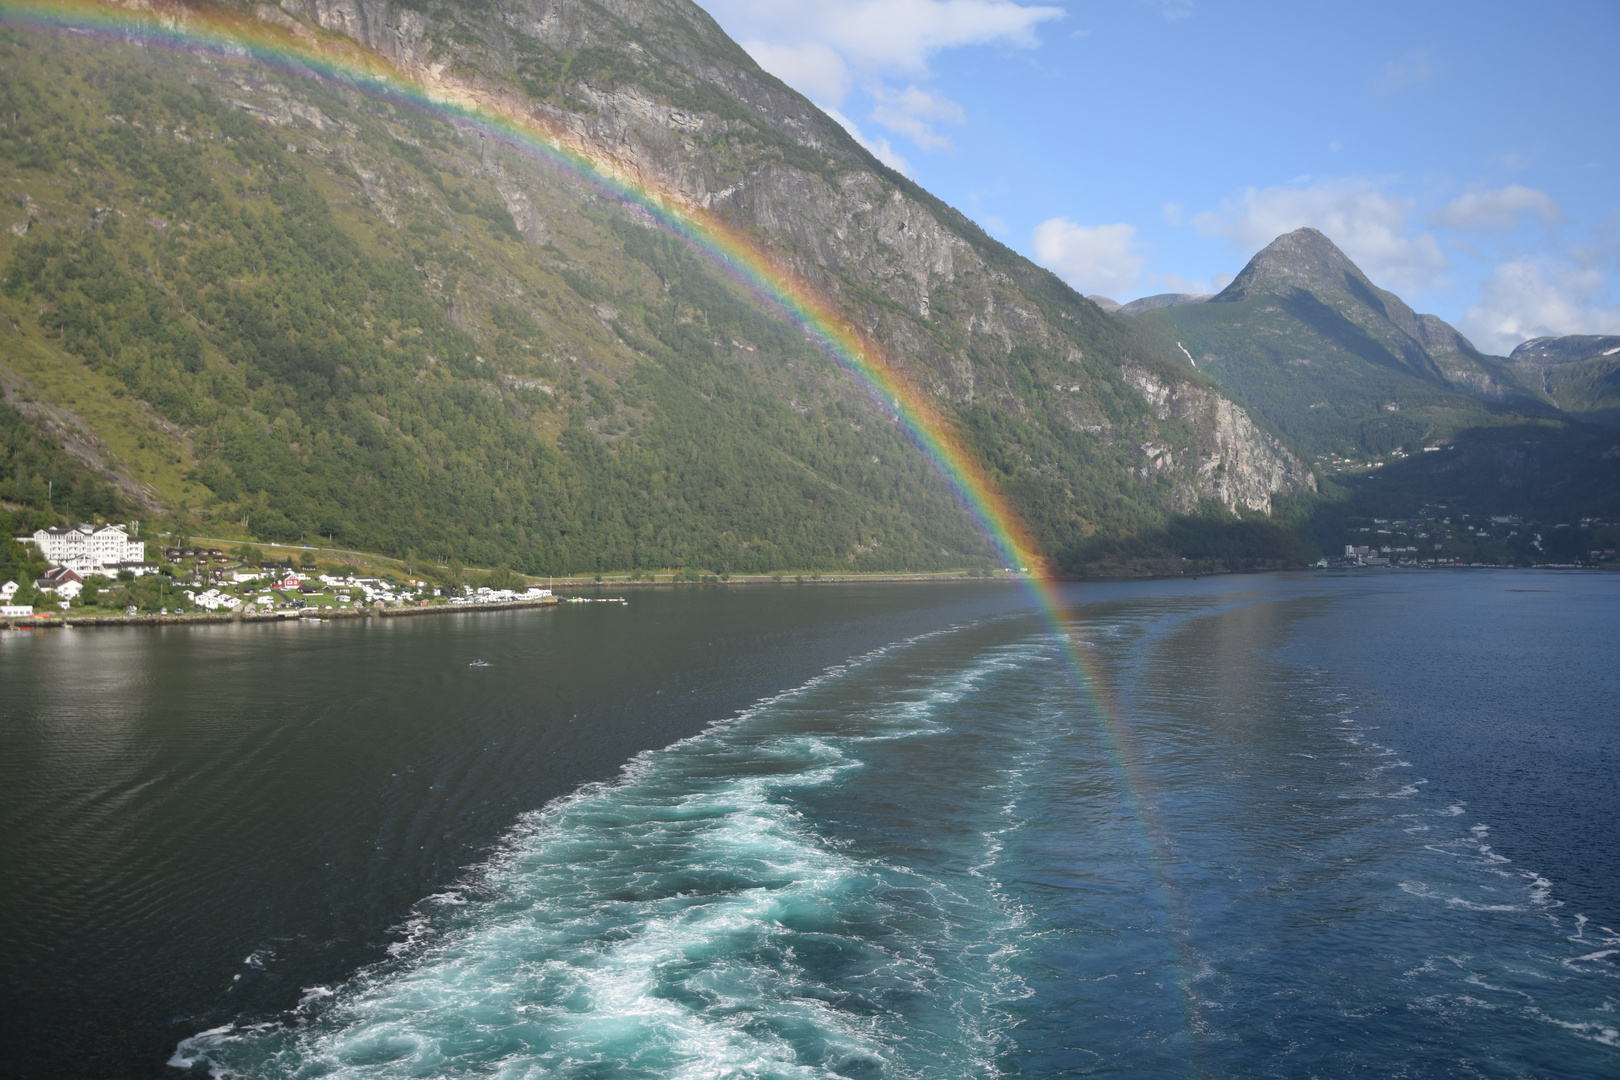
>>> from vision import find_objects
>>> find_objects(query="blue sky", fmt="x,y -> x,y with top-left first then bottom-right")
700,0 -> 1620,354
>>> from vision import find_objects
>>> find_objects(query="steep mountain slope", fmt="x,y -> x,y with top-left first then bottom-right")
0,0 -> 1313,574
1132,228 -> 1544,458
1509,335 -> 1620,424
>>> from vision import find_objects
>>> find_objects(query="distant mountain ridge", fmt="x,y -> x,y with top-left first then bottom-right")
1210,228 -> 1523,399
1091,293 -> 1213,317
1510,335 -> 1620,365
1118,293 -> 1212,317
1121,227 -> 1620,523
1128,228 -> 1555,458
1120,233 -> 1620,429
1508,335 -> 1620,424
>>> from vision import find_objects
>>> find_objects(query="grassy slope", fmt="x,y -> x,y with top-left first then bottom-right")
0,316 -> 211,508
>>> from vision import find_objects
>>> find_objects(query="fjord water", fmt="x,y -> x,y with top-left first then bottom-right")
2,576 -> 1616,1077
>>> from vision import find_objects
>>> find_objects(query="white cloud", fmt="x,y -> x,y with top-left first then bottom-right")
822,105 -> 914,176
710,0 -> 1060,154
740,40 -> 851,103
1372,49 -> 1440,98
1498,148 -> 1537,173
1436,185 -> 1561,232
1143,0 -> 1196,19
1191,179 -> 1449,293
1460,261 -> 1620,354
870,84 -> 966,151
1032,219 -> 1146,296
708,1 -> 1063,80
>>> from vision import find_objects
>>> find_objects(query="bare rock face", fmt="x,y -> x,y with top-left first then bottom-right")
1121,367 -> 1315,515
267,0 -> 1314,527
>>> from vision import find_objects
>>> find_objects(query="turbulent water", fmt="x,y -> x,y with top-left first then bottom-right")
4,574 -> 1617,1077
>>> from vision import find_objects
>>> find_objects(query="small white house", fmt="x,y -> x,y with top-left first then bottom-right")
2,604 -> 34,617
0,580 -> 17,601
35,568 -> 83,599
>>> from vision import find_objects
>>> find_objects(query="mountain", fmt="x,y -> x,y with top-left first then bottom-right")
1090,293 -> 1211,317
1131,228 -> 1545,460
0,0 -> 1315,577
1117,293 -> 1212,317
1122,228 -> 1620,526
1508,335 -> 1620,424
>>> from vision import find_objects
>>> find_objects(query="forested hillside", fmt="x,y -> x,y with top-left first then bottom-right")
0,1 -> 1314,576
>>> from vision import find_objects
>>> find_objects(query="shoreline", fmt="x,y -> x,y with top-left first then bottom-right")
544,571 -> 1004,588
6,563 -> 1608,631
1,595 -> 560,631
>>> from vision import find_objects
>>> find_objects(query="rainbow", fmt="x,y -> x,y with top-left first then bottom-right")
3,0 -> 1201,1040
1,0 -> 1051,577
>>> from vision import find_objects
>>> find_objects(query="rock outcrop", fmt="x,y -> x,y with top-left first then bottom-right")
1121,366 -> 1315,514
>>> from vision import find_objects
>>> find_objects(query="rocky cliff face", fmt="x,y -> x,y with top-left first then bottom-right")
272,0 -> 1310,521
1120,367 -> 1315,515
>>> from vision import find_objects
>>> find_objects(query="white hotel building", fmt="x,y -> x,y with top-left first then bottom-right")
25,523 -> 148,576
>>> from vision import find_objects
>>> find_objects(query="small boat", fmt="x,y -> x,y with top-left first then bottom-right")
468,659 -> 492,668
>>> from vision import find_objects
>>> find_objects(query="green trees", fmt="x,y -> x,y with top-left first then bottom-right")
0,402 -> 122,520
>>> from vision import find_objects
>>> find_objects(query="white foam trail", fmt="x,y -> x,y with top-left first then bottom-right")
177,628 -> 1048,1079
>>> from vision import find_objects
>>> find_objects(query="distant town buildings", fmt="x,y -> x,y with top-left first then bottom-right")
3,526 -> 565,620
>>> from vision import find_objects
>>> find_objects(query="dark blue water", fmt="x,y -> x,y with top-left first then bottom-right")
3,574 -> 1616,1077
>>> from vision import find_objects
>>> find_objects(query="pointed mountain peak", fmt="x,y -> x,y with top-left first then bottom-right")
1213,227 -> 1373,303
